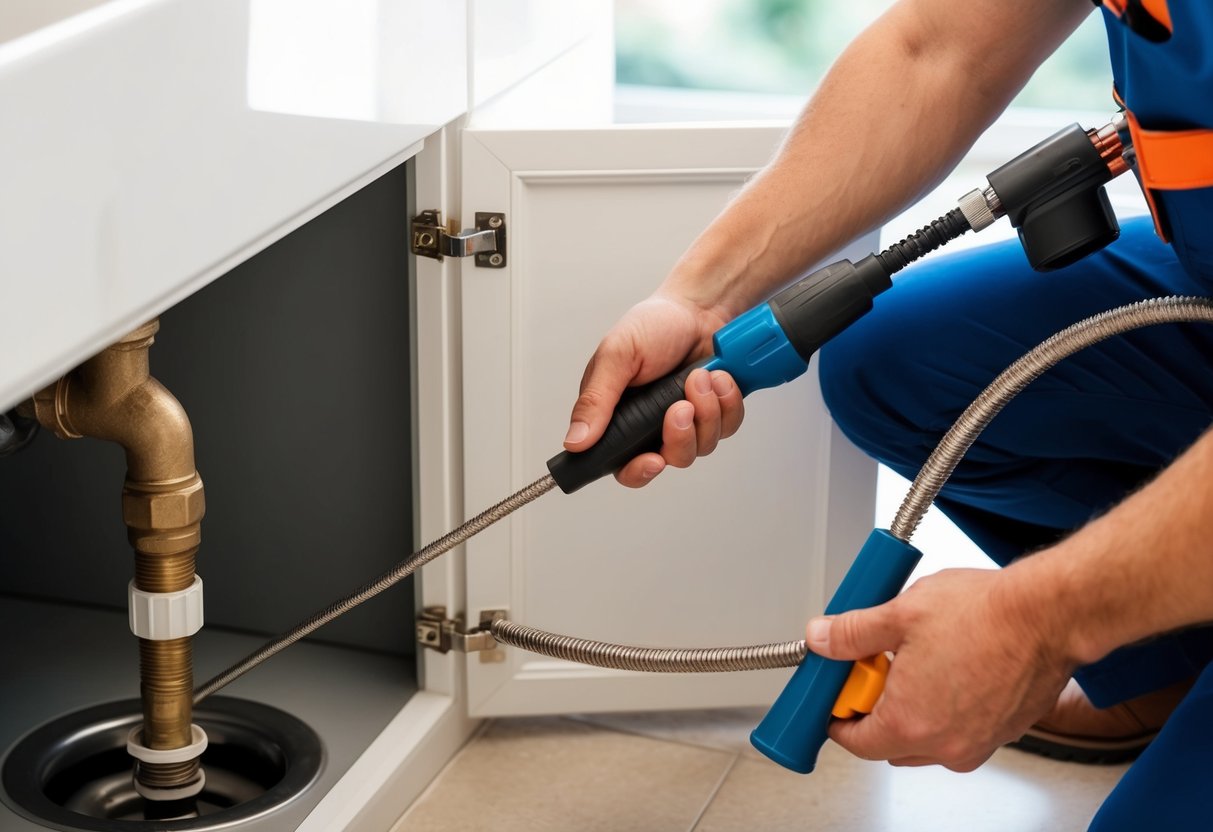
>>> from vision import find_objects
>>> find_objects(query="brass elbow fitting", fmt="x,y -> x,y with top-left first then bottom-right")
30,319 -> 206,795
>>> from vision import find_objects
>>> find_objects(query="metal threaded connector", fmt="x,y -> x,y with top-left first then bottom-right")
958,188 -> 997,232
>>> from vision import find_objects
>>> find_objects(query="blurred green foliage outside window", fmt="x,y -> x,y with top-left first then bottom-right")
616,0 -> 1113,111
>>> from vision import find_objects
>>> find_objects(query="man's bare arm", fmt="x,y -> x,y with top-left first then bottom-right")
668,0 -> 1097,322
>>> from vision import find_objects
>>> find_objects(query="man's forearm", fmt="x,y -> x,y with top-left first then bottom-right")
1009,426 -> 1213,668
665,0 -> 1094,320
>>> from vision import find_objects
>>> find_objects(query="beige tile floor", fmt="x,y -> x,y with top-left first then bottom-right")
395,467 -> 1130,831
391,707 -> 1128,832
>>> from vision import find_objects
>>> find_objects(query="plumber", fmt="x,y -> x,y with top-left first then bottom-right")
566,1 -> 1211,828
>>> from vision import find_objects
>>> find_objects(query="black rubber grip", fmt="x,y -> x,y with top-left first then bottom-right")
547,358 -> 710,493
768,258 -> 890,363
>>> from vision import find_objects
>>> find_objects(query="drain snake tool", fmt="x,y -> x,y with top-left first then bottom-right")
197,114 -> 1189,775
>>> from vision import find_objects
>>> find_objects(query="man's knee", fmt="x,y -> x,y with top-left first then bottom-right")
818,325 -> 879,445
818,310 -> 936,470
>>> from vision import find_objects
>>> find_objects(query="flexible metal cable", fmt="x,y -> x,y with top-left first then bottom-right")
490,619 -> 807,671
891,296 -> 1213,540
195,297 -> 1213,687
194,475 -> 558,702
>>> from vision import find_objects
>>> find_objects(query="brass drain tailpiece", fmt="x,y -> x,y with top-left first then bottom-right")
22,320 -> 206,798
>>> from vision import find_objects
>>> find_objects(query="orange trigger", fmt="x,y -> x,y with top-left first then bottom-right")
832,653 -> 891,719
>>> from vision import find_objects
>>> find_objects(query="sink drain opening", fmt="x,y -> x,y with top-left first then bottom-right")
2,697 -> 322,831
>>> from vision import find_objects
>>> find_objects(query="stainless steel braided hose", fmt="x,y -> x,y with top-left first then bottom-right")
489,620 -> 808,672
890,296 -> 1213,540
196,296 -> 1213,689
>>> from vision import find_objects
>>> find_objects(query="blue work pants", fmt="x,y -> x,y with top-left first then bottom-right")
819,215 -> 1213,828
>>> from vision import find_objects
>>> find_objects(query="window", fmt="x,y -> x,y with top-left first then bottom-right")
616,0 -> 1113,115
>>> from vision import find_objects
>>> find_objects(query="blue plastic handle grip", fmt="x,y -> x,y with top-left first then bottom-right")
705,302 -> 810,396
750,528 -> 922,773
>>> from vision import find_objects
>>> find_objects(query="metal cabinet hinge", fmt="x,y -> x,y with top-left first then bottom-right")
411,210 -> 506,268
416,606 -> 507,662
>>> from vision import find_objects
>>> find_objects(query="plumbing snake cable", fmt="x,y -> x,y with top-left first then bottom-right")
194,476 -> 558,702
195,296 -> 1213,702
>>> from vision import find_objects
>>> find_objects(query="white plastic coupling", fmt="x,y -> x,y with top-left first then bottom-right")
133,768 -> 206,802
128,723 -> 209,800
129,575 -> 204,640
127,723 -> 208,765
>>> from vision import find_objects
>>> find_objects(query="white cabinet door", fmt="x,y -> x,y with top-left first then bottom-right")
460,125 -> 877,717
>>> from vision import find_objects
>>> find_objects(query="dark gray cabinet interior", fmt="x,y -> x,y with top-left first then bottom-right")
0,163 -> 416,657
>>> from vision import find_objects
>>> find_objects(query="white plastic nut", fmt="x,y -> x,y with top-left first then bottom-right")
129,575 -> 204,640
127,723 -> 209,766
133,768 -> 206,802
128,723 -> 209,800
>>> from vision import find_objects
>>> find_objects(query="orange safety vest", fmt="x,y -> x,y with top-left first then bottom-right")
1101,0 -> 1213,243
1103,0 -> 1172,41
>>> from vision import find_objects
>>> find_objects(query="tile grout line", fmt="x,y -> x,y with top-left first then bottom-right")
558,714 -> 730,755
559,713 -> 760,758
685,751 -> 741,832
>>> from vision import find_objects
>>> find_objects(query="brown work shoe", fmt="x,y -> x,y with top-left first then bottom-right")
1010,678 -> 1193,764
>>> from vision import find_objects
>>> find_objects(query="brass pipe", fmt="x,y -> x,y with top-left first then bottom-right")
29,319 -> 205,791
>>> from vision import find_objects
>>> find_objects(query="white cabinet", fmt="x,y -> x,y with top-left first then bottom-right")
454,125 -> 877,716
400,114 -> 877,825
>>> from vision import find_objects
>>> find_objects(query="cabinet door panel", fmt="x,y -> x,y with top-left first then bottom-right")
461,125 -> 877,716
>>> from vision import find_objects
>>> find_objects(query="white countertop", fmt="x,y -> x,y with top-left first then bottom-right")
1,0 -> 467,411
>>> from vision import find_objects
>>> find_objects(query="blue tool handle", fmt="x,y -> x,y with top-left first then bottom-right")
546,303 -> 808,493
750,528 -> 922,774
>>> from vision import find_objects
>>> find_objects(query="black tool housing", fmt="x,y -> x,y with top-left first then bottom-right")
987,123 -> 1119,271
